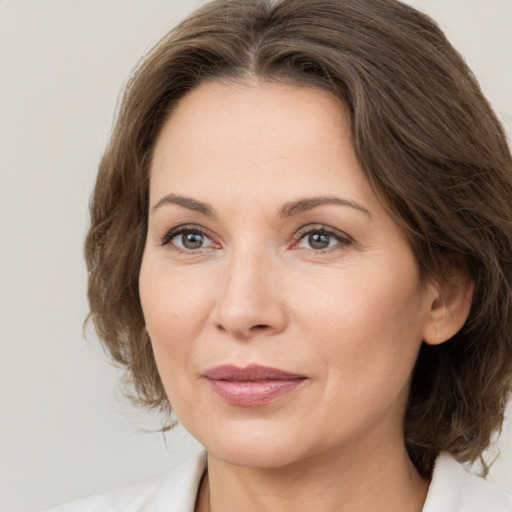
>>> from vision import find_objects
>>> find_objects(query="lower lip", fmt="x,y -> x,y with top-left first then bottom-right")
206,379 -> 305,406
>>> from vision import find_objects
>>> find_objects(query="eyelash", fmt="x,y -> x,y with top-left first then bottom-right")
159,224 -> 353,253
292,225 -> 353,253
159,225 -> 216,251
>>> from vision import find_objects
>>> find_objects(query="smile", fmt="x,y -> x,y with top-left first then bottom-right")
203,364 -> 307,407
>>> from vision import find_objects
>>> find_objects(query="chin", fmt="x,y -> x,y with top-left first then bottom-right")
191,419 -> 312,469
209,441 -> 304,469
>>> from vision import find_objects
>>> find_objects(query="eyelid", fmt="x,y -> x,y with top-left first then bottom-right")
159,224 -> 218,249
292,224 -> 353,250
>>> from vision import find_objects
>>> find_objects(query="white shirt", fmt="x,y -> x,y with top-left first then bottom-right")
44,451 -> 512,511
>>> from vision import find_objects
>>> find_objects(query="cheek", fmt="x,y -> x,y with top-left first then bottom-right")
295,256 -> 427,387
138,258 -> 213,373
297,270 -> 426,437
296,261 -> 424,340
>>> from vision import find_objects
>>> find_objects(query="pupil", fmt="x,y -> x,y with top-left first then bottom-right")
182,232 -> 204,249
309,232 -> 330,249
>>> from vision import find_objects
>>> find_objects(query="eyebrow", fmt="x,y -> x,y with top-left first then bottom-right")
151,194 -> 214,216
151,193 -> 371,219
278,196 -> 372,218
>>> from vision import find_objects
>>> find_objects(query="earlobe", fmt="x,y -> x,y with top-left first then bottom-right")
423,275 -> 474,346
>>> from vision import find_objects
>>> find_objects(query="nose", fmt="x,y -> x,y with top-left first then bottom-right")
210,247 -> 288,340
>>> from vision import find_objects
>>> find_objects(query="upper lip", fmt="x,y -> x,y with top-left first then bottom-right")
203,364 -> 306,381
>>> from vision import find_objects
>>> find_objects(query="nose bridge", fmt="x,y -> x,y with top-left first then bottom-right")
212,240 -> 287,338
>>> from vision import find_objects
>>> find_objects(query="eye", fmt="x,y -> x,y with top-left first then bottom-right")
300,231 -> 335,250
294,226 -> 352,252
161,226 -> 216,251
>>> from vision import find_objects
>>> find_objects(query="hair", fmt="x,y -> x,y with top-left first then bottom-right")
85,0 -> 512,477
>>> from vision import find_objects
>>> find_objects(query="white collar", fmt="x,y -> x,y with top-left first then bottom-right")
423,453 -> 512,511
48,451 -> 512,511
166,451 -> 512,512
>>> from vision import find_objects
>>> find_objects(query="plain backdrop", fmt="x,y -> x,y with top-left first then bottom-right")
1,1 -> 511,510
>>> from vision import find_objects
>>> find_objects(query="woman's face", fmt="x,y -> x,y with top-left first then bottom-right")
139,81 -> 438,468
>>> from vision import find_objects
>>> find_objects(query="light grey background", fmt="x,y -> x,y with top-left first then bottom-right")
1,1 -> 511,510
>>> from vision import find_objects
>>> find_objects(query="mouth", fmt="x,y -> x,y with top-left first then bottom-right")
202,364 -> 307,407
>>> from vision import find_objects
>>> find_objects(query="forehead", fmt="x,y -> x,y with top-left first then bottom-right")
159,79 -> 346,137
149,80 -> 376,212
152,80 -> 349,161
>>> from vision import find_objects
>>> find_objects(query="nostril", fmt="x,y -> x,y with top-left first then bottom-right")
252,324 -> 269,330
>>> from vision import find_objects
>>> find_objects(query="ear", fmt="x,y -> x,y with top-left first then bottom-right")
422,268 -> 474,346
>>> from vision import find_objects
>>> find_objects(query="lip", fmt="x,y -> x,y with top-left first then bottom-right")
203,364 -> 307,407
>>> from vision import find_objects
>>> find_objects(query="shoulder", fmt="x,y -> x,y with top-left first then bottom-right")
423,453 -> 512,512
43,451 -> 206,512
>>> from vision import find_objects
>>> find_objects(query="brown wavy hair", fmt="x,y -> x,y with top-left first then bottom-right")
85,0 -> 512,477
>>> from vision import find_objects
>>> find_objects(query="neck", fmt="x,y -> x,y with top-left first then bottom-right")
197,439 -> 429,512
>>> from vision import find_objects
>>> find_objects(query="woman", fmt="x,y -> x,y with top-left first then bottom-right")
50,0 -> 512,510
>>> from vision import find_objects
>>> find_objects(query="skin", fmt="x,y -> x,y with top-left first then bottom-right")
139,81 -> 471,512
